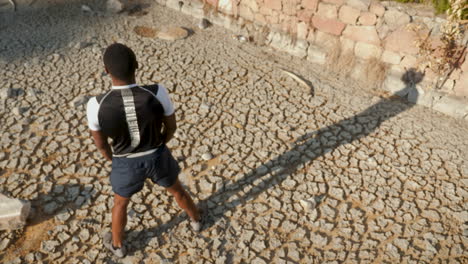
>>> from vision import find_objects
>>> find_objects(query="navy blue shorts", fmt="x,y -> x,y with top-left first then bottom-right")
110,145 -> 180,198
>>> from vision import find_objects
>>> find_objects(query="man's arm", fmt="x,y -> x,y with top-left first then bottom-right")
162,114 -> 177,144
91,130 -> 112,161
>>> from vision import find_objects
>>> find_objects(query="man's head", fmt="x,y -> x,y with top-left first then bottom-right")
103,43 -> 138,82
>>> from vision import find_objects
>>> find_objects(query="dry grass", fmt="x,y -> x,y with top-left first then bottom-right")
337,52 -> 357,76
365,57 -> 389,88
326,43 -> 341,71
328,51 -> 357,77
326,43 -> 357,78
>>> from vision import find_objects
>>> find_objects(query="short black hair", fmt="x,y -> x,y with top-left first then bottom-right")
103,43 -> 137,80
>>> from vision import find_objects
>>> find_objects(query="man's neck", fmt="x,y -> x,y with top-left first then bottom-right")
111,78 -> 136,86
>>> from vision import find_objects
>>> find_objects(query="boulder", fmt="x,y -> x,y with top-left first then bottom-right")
354,42 -> 382,59
302,0 -> 319,11
0,87 -> 13,99
358,12 -> 377,25
369,1 -> 385,17
343,25 -> 381,45
339,5 -> 360,24
307,45 -> 327,64
347,0 -> 370,11
381,50 -> 402,65
264,0 -> 282,10
157,27 -> 190,41
107,0 -> 124,13
317,3 -> 339,19
384,25 -> 422,55
384,9 -> 411,30
312,16 -> 346,36
0,193 -> 31,230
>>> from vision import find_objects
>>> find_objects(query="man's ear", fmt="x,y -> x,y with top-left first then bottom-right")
135,61 -> 139,70
104,66 -> 109,74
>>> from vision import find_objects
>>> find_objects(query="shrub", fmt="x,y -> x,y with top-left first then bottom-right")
432,0 -> 451,14
387,0 -> 466,16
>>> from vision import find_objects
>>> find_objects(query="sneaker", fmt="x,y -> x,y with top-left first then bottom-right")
190,220 -> 203,232
103,232 -> 127,258
190,212 -> 204,232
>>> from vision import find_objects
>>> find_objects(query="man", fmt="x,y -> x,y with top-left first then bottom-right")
86,43 -> 202,258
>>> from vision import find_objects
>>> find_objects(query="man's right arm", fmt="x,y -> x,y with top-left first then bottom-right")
162,114 -> 177,144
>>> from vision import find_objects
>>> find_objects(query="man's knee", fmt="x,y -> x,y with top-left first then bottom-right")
114,194 -> 130,209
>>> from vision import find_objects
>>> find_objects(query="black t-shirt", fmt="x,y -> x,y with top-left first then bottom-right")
86,84 -> 174,155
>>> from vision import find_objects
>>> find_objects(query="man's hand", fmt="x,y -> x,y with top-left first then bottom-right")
162,114 -> 177,144
91,130 -> 113,161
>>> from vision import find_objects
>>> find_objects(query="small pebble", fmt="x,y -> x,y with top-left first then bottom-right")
198,18 -> 211,29
201,153 -> 213,161
81,5 -> 92,12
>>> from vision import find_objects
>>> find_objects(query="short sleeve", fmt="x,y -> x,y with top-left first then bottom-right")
86,97 -> 101,131
156,85 -> 175,116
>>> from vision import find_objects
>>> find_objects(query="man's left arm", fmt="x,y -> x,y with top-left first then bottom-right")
91,130 -> 113,161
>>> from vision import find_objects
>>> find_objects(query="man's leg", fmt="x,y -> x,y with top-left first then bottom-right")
166,179 -> 201,221
112,193 -> 130,248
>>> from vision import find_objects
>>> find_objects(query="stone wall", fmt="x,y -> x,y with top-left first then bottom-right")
158,0 -> 468,119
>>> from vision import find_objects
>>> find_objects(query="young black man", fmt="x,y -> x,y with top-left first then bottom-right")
86,43 -> 202,258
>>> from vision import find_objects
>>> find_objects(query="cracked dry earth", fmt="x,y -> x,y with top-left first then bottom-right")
1,1 -> 468,264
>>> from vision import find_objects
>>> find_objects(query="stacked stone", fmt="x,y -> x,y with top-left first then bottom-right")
158,0 -> 468,120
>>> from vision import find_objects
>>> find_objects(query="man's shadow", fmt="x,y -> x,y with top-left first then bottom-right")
126,69 -> 425,258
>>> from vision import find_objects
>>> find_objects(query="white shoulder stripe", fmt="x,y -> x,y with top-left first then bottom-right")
138,85 -> 175,116
98,90 -> 113,104
138,86 -> 158,98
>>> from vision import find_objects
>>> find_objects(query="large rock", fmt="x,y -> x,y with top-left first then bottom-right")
340,36 -> 355,53
107,0 -> 124,13
307,45 -> 327,64
285,40 -> 309,58
339,5 -> 360,24
264,0 -> 282,10
384,25 -> 422,55
354,42 -> 382,59
302,0 -> 319,11
317,3 -> 338,19
382,74 -> 408,94
369,1 -> 385,17
324,0 -> 345,5
243,0 -> 259,12
157,27 -> 190,41
298,9 -> 314,23
400,55 -> 417,69
381,50 -> 402,64
342,25 -> 380,45
384,9 -> 411,30
268,31 -> 291,50
453,71 -> 468,97
219,0 -> 234,15
315,30 -> 340,50
297,22 -> 309,39
347,0 -> 370,11
432,95 -> 468,118
312,16 -> 346,36
239,5 -> 255,20
0,193 -> 31,230
181,1 -> 205,18
358,12 -> 377,25
0,87 -> 14,99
